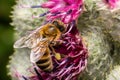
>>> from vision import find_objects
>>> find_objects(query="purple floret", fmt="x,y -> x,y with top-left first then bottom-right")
40,0 -> 84,24
103,0 -> 120,9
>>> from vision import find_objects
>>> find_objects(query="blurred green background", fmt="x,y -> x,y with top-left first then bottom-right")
0,0 -> 15,80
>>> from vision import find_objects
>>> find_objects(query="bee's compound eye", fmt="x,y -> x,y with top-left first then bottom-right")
52,21 -> 59,26
52,21 -> 65,32
42,35 -> 46,38
59,26 -> 65,32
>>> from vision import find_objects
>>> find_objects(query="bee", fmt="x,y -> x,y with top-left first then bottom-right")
14,20 -> 65,71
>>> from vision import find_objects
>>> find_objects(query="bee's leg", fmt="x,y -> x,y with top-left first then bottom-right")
49,44 -> 61,60
63,20 -> 76,35
49,44 -> 56,54
34,68 -> 43,80
22,76 -> 28,80
50,34 -> 63,46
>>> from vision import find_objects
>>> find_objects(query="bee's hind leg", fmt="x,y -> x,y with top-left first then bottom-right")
34,68 -> 43,80
49,44 -> 61,60
22,76 -> 28,80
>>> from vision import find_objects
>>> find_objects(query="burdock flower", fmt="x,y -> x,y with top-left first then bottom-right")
9,0 -> 88,80
21,21 -> 88,80
10,22 -> 88,80
31,0 -> 83,24
9,0 -> 120,80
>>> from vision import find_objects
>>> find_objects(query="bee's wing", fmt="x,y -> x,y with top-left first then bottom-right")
14,36 -> 37,48
14,36 -> 29,48
14,27 -> 43,48
30,39 -> 49,63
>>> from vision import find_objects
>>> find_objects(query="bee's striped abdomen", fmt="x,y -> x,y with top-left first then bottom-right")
36,50 -> 53,72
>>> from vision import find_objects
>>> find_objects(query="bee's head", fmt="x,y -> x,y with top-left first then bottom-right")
52,20 -> 65,33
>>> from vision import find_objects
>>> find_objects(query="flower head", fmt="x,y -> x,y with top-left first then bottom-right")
26,21 -> 88,80
11,22 -> 88,80
11,0 -> 88,79
40,0 -> 83,24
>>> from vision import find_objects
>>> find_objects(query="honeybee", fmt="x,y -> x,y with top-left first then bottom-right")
14,20 -> 65,71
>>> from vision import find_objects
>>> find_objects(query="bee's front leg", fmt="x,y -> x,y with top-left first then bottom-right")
50,40 -> 65,46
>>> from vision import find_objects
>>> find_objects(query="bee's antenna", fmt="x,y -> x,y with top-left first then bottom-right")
63,20 -> 76,35
52,21 -> 65,32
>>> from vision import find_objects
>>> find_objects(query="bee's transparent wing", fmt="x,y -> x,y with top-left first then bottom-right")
14,26 -> 45,48
14,36 -> 29,48
14,31 -> 43,48
30,39 -> 49,63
